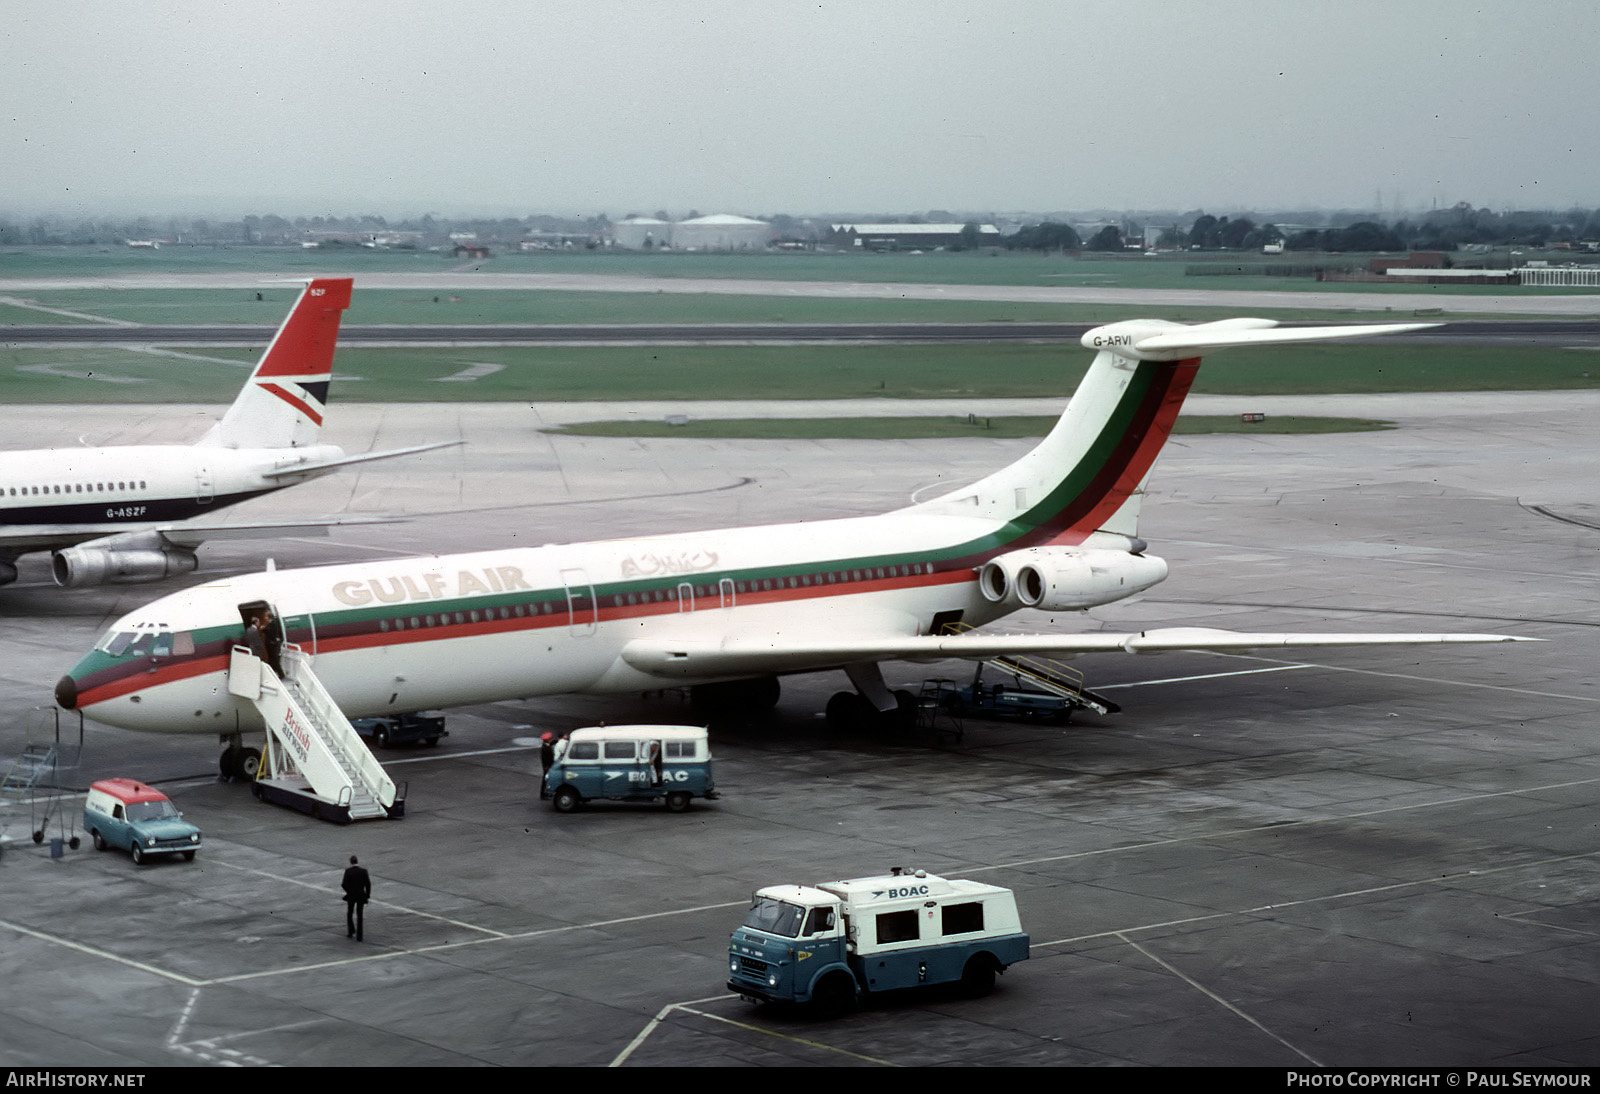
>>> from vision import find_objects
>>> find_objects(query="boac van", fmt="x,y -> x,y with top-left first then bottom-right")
544,725 -> 716,813
83,779 -> 201,865
728,868 -> 1028,1013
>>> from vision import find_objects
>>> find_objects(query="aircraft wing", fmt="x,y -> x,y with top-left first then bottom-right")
259,440 -> 463,480
620,626 -> 1535,679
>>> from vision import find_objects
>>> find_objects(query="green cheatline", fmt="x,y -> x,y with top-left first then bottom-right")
540,415 -> 1395,440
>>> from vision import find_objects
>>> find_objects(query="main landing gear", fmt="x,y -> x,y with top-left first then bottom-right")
218,735 -> 261,782
824,663 -> 917,734
690,676 -> 781,721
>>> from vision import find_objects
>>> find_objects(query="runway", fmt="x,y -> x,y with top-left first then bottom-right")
0,391 -> 1597,1067
3,268 -> 1600,317
4,319 -> 1600,348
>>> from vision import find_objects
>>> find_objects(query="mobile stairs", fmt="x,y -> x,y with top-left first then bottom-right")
938,622 -> 1122,723
1,708 -> 84,856
228,644 -> 403,824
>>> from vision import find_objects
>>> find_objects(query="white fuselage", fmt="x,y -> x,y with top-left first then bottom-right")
62,505 -> 1145,735
0,443 -> 346,549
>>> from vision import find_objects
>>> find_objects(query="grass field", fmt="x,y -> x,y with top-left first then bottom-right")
5,243 -> 1596,297
542,414 -> 1396,439
1,341 -> 1595,404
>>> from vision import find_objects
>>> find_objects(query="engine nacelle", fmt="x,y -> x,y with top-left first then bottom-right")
52,545 -> 199,588
979,547 -> 1167,611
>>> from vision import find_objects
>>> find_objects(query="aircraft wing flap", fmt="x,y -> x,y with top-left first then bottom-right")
620,626 -> 1534,679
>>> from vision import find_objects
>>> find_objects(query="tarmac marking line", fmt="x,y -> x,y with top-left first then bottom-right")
1117,932 -> 1324,1068
1031,849 -> 1600,951
611,997 -> 900,1067
0,916 -> 207,988
1096,664 -> 1310,689
967,776 -> 1600,878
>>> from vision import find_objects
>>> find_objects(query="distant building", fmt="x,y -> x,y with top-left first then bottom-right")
612,216 -> 671,250
611,214 -> 772,251
672,213 -> 772,251
827,222 -> 999,251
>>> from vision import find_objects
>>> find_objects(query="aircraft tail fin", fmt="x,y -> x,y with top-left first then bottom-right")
910,317 -> 1435,546
198,278 -> 353,450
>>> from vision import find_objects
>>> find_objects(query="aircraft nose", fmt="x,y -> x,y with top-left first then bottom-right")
55,674 -> 78,710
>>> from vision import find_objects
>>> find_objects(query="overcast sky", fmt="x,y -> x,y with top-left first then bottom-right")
3,0 -> 1596,220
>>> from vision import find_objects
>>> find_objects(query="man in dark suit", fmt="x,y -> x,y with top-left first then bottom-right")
342,855 -> 371,940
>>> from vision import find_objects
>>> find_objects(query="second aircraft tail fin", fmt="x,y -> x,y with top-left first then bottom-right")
198,278 -> 353,450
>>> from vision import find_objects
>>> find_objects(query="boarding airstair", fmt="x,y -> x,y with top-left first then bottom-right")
228,643 -> 400,823
941,622 -> 1121,718
1,708 -> 84,855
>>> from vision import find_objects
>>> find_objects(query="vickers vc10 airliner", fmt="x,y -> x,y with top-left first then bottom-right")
57,316 -> 1529,773
1,277 -> 452,589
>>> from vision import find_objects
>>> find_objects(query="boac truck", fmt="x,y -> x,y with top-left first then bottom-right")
727,868 -> 1028,1014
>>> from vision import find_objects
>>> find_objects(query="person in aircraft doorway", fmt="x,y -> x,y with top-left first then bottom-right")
243,611 -> 269,665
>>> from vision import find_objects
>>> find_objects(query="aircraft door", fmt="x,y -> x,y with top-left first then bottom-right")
561,568 -> 597,635
677,581 -> 695,612
719,577 -> 736,609
237,599 -> 291,673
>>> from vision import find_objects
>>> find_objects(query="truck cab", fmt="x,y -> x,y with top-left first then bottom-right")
728,869 -> 1028,1013
83,778 -> 201,865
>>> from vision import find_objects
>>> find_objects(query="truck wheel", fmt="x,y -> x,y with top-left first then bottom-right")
665,791 -> 691,813
812,973 -> 857,1018
131,845 -> 145,867
183,851 -> 196,862
959,955 -> 997,998
92,830 -> 106,851
552,786 -> 581,813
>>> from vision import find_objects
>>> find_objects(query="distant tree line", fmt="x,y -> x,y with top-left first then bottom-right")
6,201 -> 1600,253
1003,203 -> 1600,254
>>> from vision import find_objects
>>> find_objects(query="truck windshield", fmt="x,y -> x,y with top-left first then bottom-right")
125,800 -> 179,822
743,897 -> 805,938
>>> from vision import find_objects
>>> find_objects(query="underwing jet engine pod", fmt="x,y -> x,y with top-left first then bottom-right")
58,316 -> 1535,750
979,546 -> 1169,612
0,277 -> 458,590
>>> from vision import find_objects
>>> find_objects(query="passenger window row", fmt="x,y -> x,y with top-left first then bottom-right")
6,480 -> 149,497
365,561 -> 940,632
608,561 -> 937,608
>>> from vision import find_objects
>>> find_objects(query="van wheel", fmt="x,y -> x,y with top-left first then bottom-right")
959,955 -> 997,998
665,791 -> 691,813
552,786 -> 581,813
811,973 -> 857,1018
375,728 -> 391,748
130,845 -> 145,866
183,851 -> 196,862
92,830 -> 107,851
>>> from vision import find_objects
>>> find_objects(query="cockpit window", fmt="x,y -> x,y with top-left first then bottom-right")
101,632 -> 136,656
99,629 -> 188,658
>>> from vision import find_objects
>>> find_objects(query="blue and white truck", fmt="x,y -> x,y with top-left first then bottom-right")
727,869 -> 1028,1013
